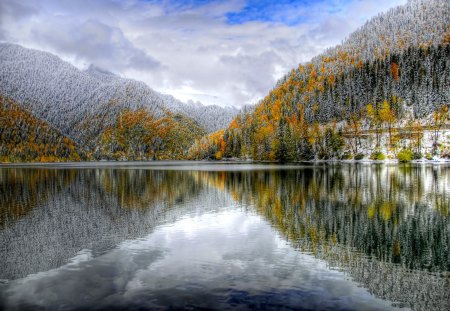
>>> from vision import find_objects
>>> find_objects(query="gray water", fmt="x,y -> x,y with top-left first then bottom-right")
0,162 -> 449,310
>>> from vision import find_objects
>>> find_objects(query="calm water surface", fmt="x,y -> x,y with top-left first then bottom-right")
0,163 -> 449,310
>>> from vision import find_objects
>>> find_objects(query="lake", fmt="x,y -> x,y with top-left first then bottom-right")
0,162 -> 449,310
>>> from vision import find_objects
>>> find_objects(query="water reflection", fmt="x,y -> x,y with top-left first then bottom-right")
0,210 -> 401,311
0,168 -> 232,280
0,168 -> 76,228
217,165 -> 450,272
212,165 -> 450,310
0,164 -> 449,310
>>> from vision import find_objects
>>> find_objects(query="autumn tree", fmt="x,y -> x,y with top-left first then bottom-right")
430,105 -> 449,154
411,120 -> 424,154
390,62 -> 399,81
345,110 -> 364,154
379,100 -> 397,148
367,104 -> 382,148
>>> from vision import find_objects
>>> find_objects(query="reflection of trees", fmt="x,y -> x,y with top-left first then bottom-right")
1,165 -> 449,310
0,168 -> 207,226
206,165 -> 450,310
0,168 -> 218,280
0,168 -> 76,228
97,169 -> 205,209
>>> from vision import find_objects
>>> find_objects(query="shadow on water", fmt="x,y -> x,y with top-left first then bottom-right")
0,163 -> 449,310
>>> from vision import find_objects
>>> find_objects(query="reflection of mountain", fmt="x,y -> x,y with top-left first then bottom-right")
205,165 -> 450,311
216,165 -> 450,271
323,246 -> 450,311
0,168 -> 233,280
1,164 -> 449,310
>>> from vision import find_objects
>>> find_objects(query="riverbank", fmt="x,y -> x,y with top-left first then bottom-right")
2,158 -> 450,168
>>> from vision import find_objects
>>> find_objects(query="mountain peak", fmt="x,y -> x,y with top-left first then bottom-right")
85,64 -> 116,77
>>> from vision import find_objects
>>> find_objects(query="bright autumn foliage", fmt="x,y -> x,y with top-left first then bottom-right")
0,95 -> 83,162
99,108 -> 205,160
192,37 -> 448,162
188,129 -> 226,160
390,63 -> 400,81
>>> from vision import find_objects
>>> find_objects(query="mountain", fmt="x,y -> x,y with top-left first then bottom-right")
189,0 -> 450,161
283,0 -> 450,120
0,95 -> 83,162
0,43 -> 239,161
155,93 -> 239,133
0,43 -> 238,147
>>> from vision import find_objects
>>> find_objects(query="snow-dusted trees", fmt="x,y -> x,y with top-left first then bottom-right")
192,0 -> 449,161
0,43 -> 238,146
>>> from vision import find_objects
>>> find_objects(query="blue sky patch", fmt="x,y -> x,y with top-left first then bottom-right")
143,0 -> 352,26
226,0 -> 319,25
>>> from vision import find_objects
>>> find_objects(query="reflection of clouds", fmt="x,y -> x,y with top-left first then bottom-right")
125,211 -> 280,291
2,210 -> 400,310
2,245 -> 167,309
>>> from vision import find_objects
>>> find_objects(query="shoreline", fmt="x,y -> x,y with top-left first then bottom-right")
1,158 -> 450,168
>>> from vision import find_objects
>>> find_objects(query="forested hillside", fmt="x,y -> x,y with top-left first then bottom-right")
190,0 -> 450,162
96,109 -> 205,160
0,96 -> 207,162
0,43 -> 238,161
0,96 -> 83,162
0,43 -> 237,145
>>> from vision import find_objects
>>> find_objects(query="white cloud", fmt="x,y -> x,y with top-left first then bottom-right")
0,0 -> 407,107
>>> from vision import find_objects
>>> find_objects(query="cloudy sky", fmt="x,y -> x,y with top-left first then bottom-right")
0,0 -> 406,107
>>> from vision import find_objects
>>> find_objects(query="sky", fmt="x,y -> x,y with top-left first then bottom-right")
0,0 -> 406,107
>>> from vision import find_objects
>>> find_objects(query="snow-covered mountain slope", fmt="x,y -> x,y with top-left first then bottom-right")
270,0 -> 450,121
314,0 -> 449,65
0,43 -> 238,145
154,93 -> 239,134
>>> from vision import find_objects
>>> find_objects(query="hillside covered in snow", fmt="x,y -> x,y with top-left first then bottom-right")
0,43 -> 238,144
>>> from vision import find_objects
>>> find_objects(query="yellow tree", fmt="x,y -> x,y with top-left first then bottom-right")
411,120 -> 424,154
379,100 -> 397,147
431,105 -> 449,154
366,104 -> 381,148
345,110 -> 364,154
